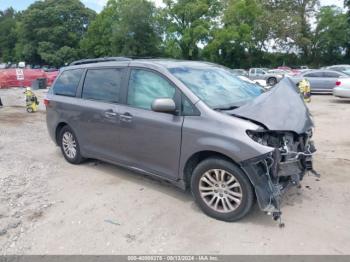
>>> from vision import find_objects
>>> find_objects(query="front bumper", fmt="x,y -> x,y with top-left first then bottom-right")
240,140 -> 317,217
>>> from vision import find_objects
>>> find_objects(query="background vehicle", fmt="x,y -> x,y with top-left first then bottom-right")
289,69 -> 349,93
268,69 -> 290,76
232,69 -> 267,87
248,68 -> 283,86
236,75 -> 267,88
333,78 -> 350,98
46,58 -> 315,222
231,69 -> 248,77
326,65 -> 350,74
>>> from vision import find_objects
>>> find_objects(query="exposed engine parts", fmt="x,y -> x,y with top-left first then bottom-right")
243,129 -> 319,226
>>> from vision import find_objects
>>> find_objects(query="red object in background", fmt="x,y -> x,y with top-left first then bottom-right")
0,68 -> 47,89
277,66 -> 292,71
43,98 -> 50,106
336,81 -> 341,86
45,70 -> 59,86
276,66 -> 300,76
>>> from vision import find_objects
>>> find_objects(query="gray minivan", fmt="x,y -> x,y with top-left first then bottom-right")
46,58 -> 317,222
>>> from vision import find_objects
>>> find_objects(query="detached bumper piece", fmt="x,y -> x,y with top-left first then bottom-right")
241,140 -> 318,222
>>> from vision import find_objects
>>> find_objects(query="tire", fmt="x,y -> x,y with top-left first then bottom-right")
59,125 -> 84,164
267,77 -> 277,86
191,158 -> 254,222
26,107 -> 33,113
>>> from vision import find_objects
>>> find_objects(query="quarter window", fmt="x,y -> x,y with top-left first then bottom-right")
53,69 -> 84,97
127,69 -> 176,110
82,68 -> 123,103
182,95 -> 198,116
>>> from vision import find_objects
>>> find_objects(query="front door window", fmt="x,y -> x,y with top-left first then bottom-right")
127,69 -> 176,110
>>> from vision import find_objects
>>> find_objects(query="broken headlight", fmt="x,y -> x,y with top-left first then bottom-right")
247,130 -> 284,148
246,130 -> 293,148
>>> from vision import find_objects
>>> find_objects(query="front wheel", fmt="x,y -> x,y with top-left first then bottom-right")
267,77 -> 277,86
59,126 -> 84,164
191,158 -> 254,222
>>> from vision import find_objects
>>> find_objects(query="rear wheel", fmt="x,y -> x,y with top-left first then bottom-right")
59,126 -> 84,164
191,158 -> 254,221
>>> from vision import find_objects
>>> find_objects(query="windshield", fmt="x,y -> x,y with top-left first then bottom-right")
168,66 -> 264,109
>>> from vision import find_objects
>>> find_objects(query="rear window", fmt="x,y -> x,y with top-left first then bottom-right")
82,68 -> 123,103
53,69 -> 84,97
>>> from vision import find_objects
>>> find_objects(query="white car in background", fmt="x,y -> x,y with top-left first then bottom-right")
237,75 -> 268,88
333,78 -> 350,98
248,68 -> 283,86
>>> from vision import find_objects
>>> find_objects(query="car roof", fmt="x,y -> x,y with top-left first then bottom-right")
303,69 -> 347,75
135,59 -> 219,68
328,64 -> 350,67
64,58 -> 220,71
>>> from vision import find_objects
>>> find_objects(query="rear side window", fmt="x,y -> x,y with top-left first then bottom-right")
324,72 -> 340,78
256,69 -> 265,75
82,68 -> 123,103
53,69 -> 84,97
330,67 -> 343,71
304,72 -> 323,78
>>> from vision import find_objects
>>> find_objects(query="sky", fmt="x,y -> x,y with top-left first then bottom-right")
0,0 -> 346,13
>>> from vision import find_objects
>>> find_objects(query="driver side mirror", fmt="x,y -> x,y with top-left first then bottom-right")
151,98 -> 176,114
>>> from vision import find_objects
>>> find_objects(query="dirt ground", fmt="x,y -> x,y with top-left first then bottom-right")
0,88 -> 350,255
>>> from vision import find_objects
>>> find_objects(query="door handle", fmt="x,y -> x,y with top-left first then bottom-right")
120,113 -> 133,122
104,110 -> 118,118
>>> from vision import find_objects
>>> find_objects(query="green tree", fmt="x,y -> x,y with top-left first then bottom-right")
162,0 -> 221,60
263,0 -> 319,60
80,0 -> 117,57
312,6 -> 349,65
203,0 -> 269,68
15,0 -> 95,66
0,8 -> 17,63
293,0 -> 319,58
81,0 -> 162,58
344,0 -> 350,61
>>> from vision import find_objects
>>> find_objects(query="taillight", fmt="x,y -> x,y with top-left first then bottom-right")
43,99 -> 50,106
336,81 -> 341,86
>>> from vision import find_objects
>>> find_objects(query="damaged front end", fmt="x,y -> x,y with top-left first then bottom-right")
241,129 -> 318,221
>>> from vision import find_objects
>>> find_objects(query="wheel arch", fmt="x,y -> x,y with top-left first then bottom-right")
183,150 -> 242,190
55,122 -> 69,145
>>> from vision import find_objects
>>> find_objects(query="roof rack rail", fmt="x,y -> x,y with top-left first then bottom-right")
70,57 -> 132,66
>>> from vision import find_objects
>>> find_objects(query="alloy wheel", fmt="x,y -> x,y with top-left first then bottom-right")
199,169 -> 243,213
62,131 -> 77,159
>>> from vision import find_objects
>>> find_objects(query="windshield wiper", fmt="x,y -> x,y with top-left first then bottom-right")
214,105 -> 240,111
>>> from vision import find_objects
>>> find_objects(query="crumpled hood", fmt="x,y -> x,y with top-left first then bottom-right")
227,77 -> 314,134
